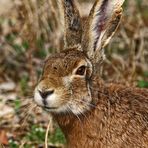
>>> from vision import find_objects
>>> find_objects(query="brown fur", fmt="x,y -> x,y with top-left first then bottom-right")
54,76 -> 148,148
36,48 -> 148,148
33,0 -> 148,147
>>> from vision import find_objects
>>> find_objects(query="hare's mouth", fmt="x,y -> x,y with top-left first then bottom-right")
44,106 -> 58,110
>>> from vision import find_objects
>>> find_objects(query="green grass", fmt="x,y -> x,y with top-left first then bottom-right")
8,125 -> 66,148
5,33 -> 29,55
5,33 -> 16,43
49,128 -> 66,144
19,74 -> 29,95
14,98 -> 21,113
22,41 -> 29,50
35,38 -> 47,58
8,140 -> 19,148
25,125 -> 46,143
143,71 -> 148,77
137,80 -> 148,88
137,71 -> 148,88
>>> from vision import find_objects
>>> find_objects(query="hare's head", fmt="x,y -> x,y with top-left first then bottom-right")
34,0 -> 124,115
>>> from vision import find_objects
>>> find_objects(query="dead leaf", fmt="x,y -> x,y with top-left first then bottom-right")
0,130 -> 8,145
0,82 -> 16,92
0,105 -> 15,118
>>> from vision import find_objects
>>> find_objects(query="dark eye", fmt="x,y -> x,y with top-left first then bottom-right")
75,66 -> 86,76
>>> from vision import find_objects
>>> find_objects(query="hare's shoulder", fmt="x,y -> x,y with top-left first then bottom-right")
105,82 -> 148,99
100,83 -> 148,123
94,83 -> 148,143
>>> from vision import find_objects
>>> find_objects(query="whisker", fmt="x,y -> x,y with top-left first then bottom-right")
79,99 -> 96,108
21,101 -> 33,110
67,104 -> 83,125
78,108 -> 91,125
72,100 -> 91,122
89,86 -> 111,98
20,104 -> 37,127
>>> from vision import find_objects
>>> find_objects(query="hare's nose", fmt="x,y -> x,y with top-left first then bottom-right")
39,90 -> 54,99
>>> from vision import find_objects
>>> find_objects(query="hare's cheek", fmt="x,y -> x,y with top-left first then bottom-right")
72,78 -> 87,92
62,76 -> 72,88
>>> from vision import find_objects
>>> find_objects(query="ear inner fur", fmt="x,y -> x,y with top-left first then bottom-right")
92,0 -> 109,52
82,0 -> 125,64
101,8 -> 123,48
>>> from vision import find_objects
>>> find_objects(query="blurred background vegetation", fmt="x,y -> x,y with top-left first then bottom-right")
0,0 -> 147,147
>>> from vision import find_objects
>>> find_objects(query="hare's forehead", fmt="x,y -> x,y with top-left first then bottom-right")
45,56 -> 84,67
43,51 -> 88,73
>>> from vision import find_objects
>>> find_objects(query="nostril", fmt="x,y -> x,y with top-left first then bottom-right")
38,90 -> 54,99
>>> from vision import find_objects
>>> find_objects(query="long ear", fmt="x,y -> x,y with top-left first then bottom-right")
82,0 -> 125,64
59,0 -> 82,47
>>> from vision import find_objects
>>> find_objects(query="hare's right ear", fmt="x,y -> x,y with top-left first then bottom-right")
58,0 -> 82,47
82,0 -> 125,64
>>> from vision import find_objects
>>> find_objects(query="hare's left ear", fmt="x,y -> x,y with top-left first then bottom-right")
82,0 -> 125,63
59,0 -> 82,47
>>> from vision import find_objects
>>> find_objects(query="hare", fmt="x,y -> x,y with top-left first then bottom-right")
34,0 -> 148,147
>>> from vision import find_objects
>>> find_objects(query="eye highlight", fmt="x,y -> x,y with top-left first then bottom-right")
75,65 -> 86,76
